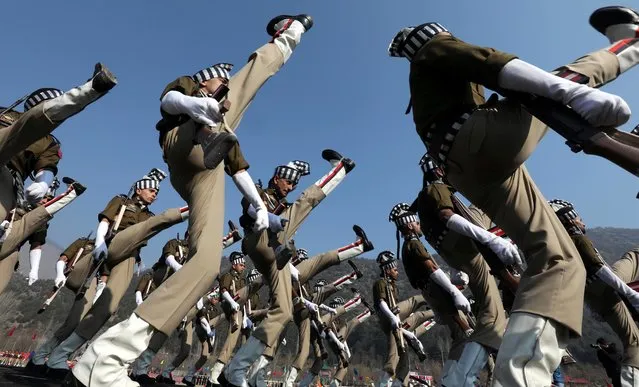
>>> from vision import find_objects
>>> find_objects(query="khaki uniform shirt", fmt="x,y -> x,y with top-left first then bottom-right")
8,135 -> 61,179
99,195 -> 154,247
219,269 -> 246,317
571,234 -> 606,277
412,181 -> 454,251
156,76 -> 249,176
61,237 -> 96,260
402,237 -> 436,290
409,33 -> 516,144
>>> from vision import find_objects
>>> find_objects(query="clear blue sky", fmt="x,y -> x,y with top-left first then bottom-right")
3,0 -> 637,269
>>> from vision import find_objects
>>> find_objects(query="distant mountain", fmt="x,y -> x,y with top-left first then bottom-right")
0,227 -> 635,384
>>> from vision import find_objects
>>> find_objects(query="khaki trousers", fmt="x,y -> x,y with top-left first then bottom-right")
69,209 -> 182,340
244,185 -> 325,348
445,45 -> 620,338
380,295 -> 426,376
333,316 -> 368,383
0,104 -> 56,221
439,230 -> 506,351
586,249 -> 639,369
297,250 -> 340,285
54,278 -> 98,341
137,42 -> 286,336
0,251 -> 19,295
0,205 -> 51,261
217,311 -> 244,364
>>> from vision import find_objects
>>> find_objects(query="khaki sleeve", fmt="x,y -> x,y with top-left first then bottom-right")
161,239 -> 178,261
219,273 -> 233,293
373,280 -> 387,305
98,196 -> 125,223
31,139 -> 61,175
224,142 -> 250,177
415,34 -> 517,90
572,235 -> 605,274
61,238 -> 84,259
428,184 -> 455,212
160,76 -> 198,100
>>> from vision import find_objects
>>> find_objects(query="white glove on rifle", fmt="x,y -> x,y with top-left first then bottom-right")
54,260 -> 67,288
304,299 -> 319,313
446,214 -> 522,267
25,170 -> 54,203
242,315 -> 254,330
430,268 -> 472,314
135,291 -> 144,306
222,290 -> 240,311
165,255 -> 183,271
498,58 -> 631,127
232,171 -> 268,233
379,300 -> 401,329
161,90 -> 223,127
92,221 -> 110,261
247,204 -> 287,233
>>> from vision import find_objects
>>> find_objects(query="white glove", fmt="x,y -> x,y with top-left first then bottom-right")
92,221 -> 110,261
281,337 -> 287,346
498,58 -> 630,127
196,298 -> 204,310
25,182 -> 49,203
430,268 -> 472,314
243,315 -> 254,330
247,205 -> 287,233
27,249 -> 42,286
378,300 -> 401,329
135,291 -> 144,305
232,171 -> 269,233
54,260 -> 67,288
222,291 -> 240,311
25,170 -> 55,203
289,263 -> 299,281
486,237 -> 523,267
165,255 -> 183,271
208,328 -> 217,338
161,90 -> 222,127
446,214 -> 523,267
200,317 -> 212,335
304,299 -> 319,313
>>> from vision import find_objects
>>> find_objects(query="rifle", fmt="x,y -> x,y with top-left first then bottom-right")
450,194 -> 522,299
496,87 -> 639,181
230,279 -> 240,333
347,260 -> 364,279
222,220 -> 242,248
38,231 -> 93,314
0,94 -> 29,126
78,204 -> 126,296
